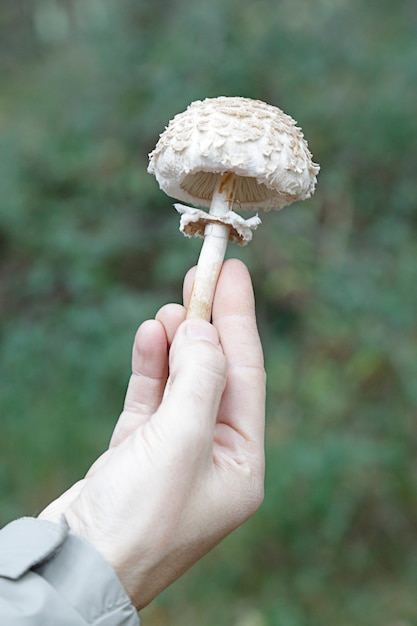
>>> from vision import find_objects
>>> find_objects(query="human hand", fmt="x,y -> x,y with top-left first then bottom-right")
39,259 -> 266,609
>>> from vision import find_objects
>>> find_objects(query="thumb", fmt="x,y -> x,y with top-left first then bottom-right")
155,319 -> 227,443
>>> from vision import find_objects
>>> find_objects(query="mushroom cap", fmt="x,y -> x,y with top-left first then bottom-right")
148,96 -> 320,211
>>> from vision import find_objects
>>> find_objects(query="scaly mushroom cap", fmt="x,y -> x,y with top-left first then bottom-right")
148,96 -> 320,211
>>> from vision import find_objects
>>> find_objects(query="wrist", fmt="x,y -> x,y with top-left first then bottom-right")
63,506 -> 145,608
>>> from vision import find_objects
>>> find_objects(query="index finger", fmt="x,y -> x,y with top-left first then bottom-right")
184,259 -> 266,444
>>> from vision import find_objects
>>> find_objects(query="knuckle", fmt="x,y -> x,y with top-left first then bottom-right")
247,468 -> 265,513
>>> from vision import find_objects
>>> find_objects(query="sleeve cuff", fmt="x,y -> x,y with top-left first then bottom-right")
0,516 -> 68,579
0,517 -> 140,625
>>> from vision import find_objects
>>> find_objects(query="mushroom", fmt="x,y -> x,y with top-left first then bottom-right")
148,96 -> 320,321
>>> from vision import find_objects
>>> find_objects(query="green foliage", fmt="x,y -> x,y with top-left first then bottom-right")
1,0 -> 417,623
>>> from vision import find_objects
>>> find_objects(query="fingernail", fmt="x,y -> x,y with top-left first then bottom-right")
185,320 -> 220,346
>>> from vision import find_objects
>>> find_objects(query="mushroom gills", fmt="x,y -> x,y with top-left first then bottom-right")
181,171 -> 294,208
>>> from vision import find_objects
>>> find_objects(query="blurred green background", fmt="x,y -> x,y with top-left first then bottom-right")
1,0 -> 417,624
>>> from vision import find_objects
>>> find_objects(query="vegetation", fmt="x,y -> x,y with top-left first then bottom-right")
1,1 -> 416,624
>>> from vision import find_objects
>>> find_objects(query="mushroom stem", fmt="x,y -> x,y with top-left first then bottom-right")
186,172 -> 237,321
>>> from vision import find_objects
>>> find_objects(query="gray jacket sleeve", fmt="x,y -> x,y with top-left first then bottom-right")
0,517 -> 140,626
